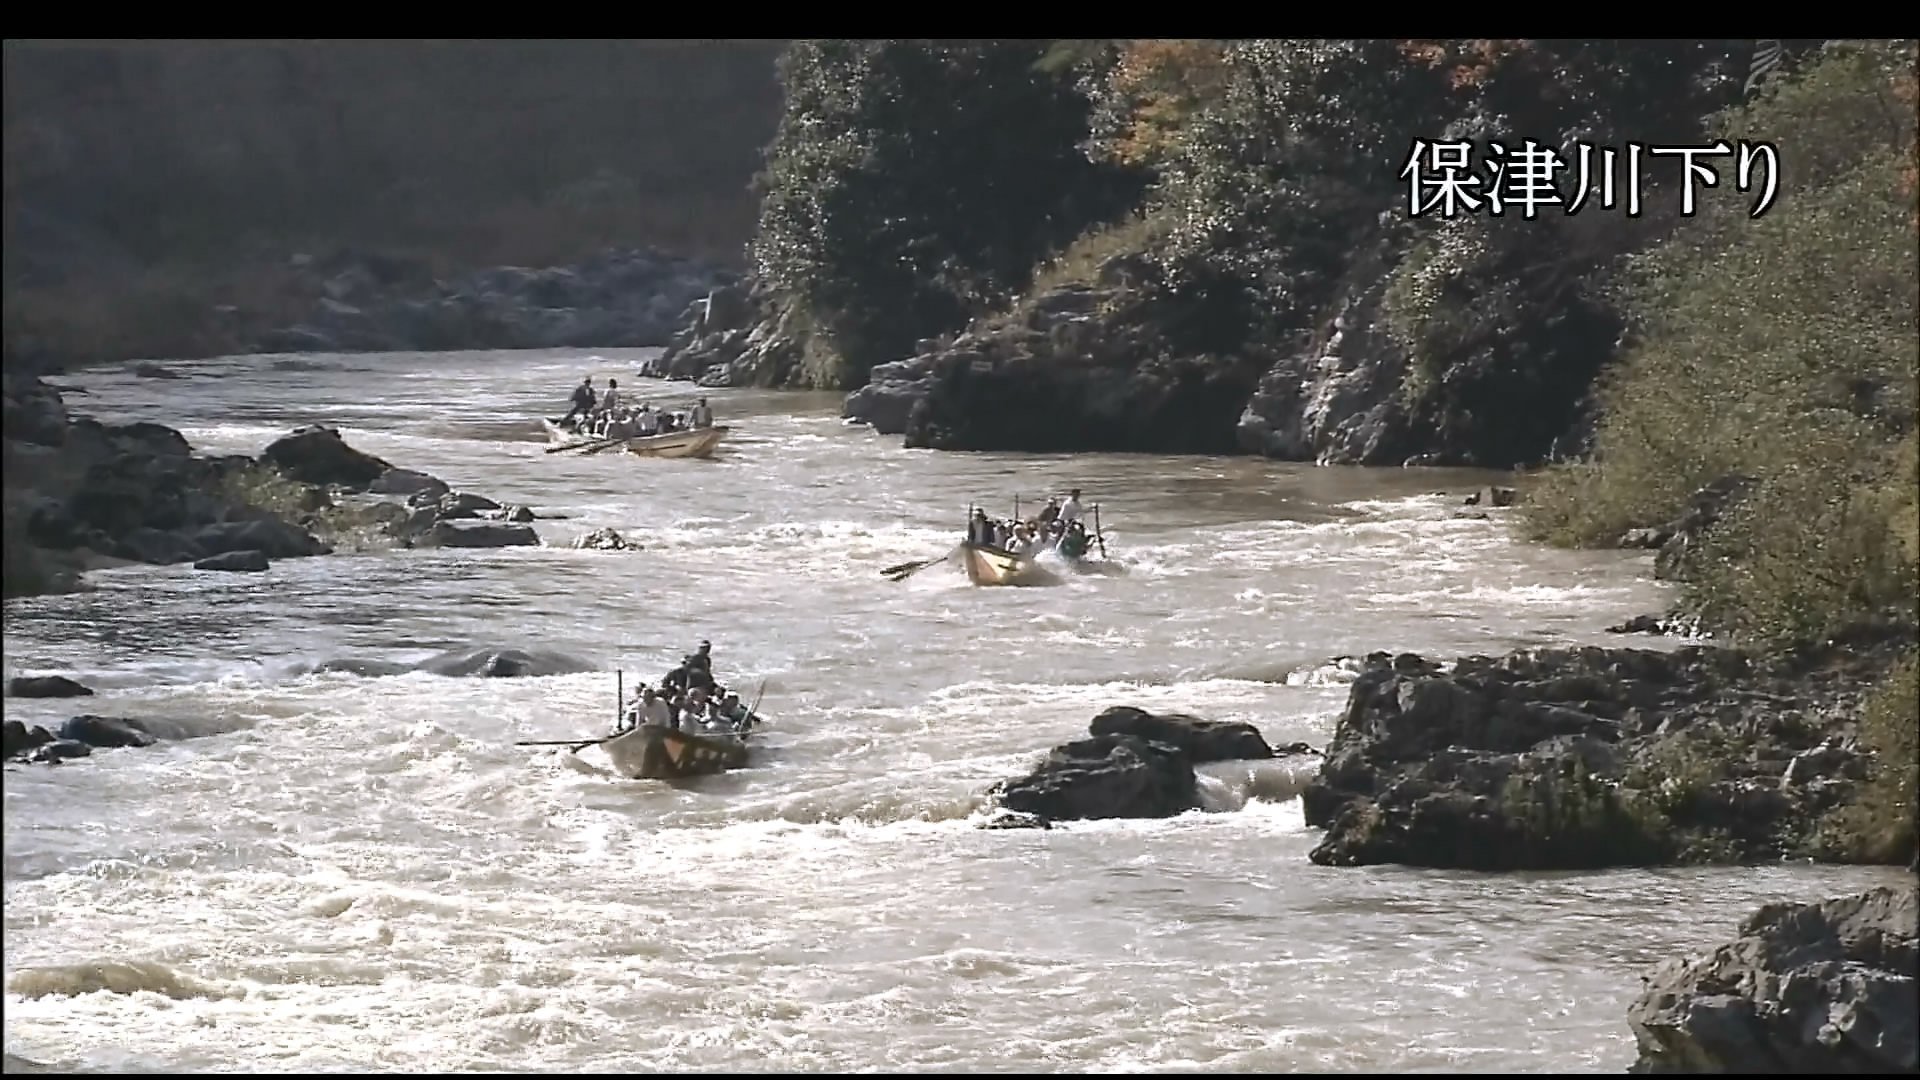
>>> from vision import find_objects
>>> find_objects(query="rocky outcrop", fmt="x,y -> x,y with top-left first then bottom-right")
2,376 -> 549,599
987,707 -> 1301,825
849,284 -> 1265,453
641,279 -> 809,388
253,247 -> 735,355
1626,884 -> 1917,1073
1301,625 -> 1915,870
261,426 -> 391,489
4,714 -> 178,765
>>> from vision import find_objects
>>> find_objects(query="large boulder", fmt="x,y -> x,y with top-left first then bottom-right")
1301,629 -> 1911,870
995,733 -> 1200,821
1088,706 -> 1274,762
988,706 -> 1285,824
261,425 -> 391,489
1627,885 -> 1918,1073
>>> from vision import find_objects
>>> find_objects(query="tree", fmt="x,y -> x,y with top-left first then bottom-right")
751,40 -> 1134,387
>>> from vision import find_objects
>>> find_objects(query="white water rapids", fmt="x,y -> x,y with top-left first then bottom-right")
2,348 -> 1905,1072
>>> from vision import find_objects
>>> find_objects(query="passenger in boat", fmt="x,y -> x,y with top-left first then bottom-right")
636,405 -> 660,436
662,664 -> 691,697
689,640 -> 712,670
691,397 -> 714,428
712,691 -> 752,732
1037,497 -> 1060,527
599,378 -> 623,418
1059,520 -> 1092,559
638,686 -> 673,729
563,377 -> 596,425
1006,522 -> 1039,556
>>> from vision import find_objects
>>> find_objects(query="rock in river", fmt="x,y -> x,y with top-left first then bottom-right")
1300,625 -> 1913,870
1626,884 -> 1917,1073
7,675 -> 93,698
988,708 -> 1289,825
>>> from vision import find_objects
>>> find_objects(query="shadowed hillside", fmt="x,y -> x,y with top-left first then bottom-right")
2,39 -> 786,369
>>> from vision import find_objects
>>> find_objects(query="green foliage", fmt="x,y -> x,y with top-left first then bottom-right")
750,40 -> 1136,388
1522,41 -> 1920,647
1858,652 -> 1919,862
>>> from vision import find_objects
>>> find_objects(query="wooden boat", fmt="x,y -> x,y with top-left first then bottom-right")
541,418 -> 729,459
601,722 -> 750,780
959,541 -> 1060,587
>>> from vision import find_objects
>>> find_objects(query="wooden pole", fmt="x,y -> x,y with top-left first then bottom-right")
1093,504 -> 1107,559
1013,494 -> 1020,524
616,668 -> 624,733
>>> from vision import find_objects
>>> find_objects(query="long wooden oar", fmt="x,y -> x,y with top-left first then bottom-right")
546,434 -> 624,455
882,547 -> 956,581
516,736 -> 609,753
580,437 -> 634,456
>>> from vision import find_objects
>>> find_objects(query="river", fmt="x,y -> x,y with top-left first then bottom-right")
2,348 -> 1903,1072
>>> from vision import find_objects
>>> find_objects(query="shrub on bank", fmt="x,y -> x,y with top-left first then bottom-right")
1521,41 -> 1920,648
1521,41 -> 1919,865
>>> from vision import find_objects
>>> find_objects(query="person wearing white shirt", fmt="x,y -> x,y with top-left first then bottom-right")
690,397 -> 715,428
629,686 -> 672,730
599,379 -> 622,417
637,406 -> 659,436
1057,489 -> 1084,528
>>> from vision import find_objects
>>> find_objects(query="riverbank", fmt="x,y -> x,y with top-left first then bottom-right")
2,371 -> 563,603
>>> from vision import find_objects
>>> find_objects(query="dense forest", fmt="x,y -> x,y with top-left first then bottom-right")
726,38 -> 1917,855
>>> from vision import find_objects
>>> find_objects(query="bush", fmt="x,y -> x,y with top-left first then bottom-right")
1521,41 -> 1920,646
1820,652 -> 1920,864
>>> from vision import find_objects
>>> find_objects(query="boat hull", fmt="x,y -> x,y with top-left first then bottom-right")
628,426 -> 727,459
541,419 -> 728,459
959,542 -> 1058,587
602,723 -> 749,780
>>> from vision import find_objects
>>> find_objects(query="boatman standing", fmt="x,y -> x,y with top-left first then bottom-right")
562,377 -> 596,425
1058,488 -> 1085,529
690,397 -> 714,428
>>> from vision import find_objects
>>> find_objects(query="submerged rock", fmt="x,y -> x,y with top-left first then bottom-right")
7,675 -> 93,698
572,527 -> 640,551
1626,884 -> 1918,1073
194,549 -> 269,572
416,521 -> 539,548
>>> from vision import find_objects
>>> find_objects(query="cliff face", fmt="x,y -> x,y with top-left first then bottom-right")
3,40 -> 785,367
4,40 -> 783,271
